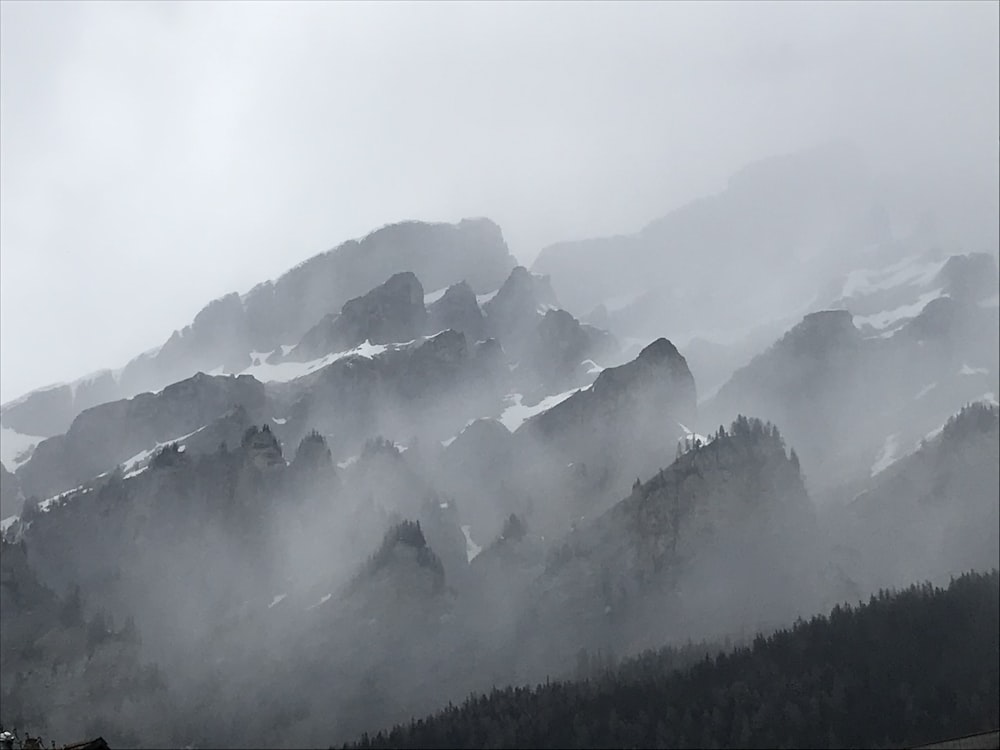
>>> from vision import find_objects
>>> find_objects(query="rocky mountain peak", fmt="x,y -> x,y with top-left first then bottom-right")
485,267 -> 559,333
588,337 -> 695,413
636,337 -> 683,362
289,271 -> 428,361
794,309 -> 859,341
426,281 -> 485,342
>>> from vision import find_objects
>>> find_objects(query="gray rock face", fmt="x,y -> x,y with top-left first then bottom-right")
520,418 -> 818,671
523,338 -> 697,442
15,373 -> 267,501
1,385 -> 75,439
437,418 -> 524,539
513,338 -> 698,530
706,297 -> 999,496
706,310 -> 870,492
2,218 -> 515,437
281,330 -> 509,462
288,272 -> 427,361
833,402 -> 999,592
426,282 -> 486,342
484,266 -> 560,352
528,309 -> 618,387
711,310 -> 863,418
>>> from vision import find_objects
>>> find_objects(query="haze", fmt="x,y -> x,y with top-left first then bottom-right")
1,0 -> 997,402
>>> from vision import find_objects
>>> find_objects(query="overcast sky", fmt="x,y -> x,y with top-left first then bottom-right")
1,0 -> 997,402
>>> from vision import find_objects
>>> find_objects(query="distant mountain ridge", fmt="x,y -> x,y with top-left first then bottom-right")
1,218 -> 516,438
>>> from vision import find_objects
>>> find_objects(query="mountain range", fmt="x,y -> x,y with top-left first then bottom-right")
0,143 -> 997,748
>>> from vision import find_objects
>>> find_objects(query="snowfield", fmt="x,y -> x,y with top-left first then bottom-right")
0,515 -> 17,534
461,525 -> 482,563
870,433 -> 900,476
499,388 -> 585,432
424,286 -> 449,305
238,340 -> 389,384
268,593 -> 287,609
959,364 -> 989,376
120,425 -> 208,477
853,289 -> 945,331
0,425 -> 45,469
840,256 -> 947,300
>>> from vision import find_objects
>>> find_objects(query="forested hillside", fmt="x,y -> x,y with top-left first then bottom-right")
348,570 -> 1000,750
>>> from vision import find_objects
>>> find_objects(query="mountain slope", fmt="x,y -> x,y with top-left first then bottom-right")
827,401 -> 1000,593
532,143 -> 884,341
346,570 -> 1000,750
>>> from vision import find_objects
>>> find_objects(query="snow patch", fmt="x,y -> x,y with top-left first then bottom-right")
914,383 -> 936,400
440,435 -> 458,448
840,256 -> 947,299
424,286 -> 449,305
1,515 -> 19,534
38,485 -> 93,514
461,525 -> 482,563
476,289 -> 500,305
337,455 -> 358,470
676,422 -> 713,454
120,425 -> 208,475
581,359 -> 604,375
240,340 -> 388,384
268,593 -> 287,609
853,289 -> 944,330
272,417 -> 287,425
124,466 -> 149,480
498,388 -> 581,432
307,593 -> 332,611
870,433 -> 900,476
959,363 -> 989,376
0,426 -> 45,469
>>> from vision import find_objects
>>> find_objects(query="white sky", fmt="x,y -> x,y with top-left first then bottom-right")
1,0 -> 997,402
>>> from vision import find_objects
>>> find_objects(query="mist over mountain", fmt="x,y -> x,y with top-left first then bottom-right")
1,11 -> 998,742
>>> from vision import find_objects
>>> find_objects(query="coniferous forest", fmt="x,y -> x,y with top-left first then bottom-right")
346,570 -> 1000,750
